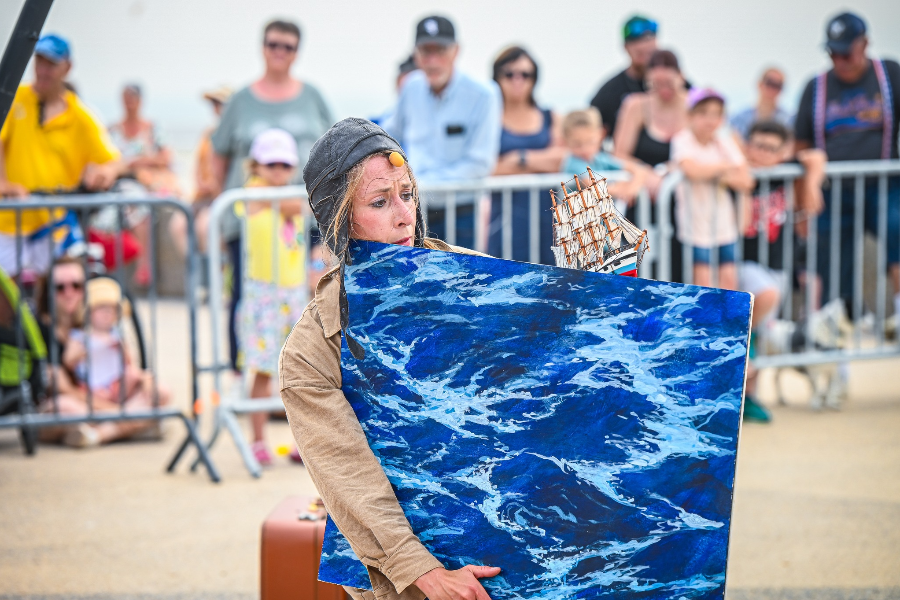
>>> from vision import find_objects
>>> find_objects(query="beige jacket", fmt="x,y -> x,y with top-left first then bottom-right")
279,239 -> 484,600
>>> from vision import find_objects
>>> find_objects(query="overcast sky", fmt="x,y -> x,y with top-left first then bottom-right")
2,0 -> 899,151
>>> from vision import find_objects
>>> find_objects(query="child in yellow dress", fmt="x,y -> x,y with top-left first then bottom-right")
236,128 -> 306,466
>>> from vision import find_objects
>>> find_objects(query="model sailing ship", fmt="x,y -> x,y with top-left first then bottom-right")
551,167 -> 649,277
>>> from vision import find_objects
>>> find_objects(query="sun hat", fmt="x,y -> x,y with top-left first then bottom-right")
202,85 -> 233,105
85,277 -> 131,318
250,128 -> 299,166
687,87 -> 725,110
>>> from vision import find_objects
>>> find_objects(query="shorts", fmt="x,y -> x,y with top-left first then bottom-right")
238,278 -> 307,375
0,233 -> 53,276
692,243 -> 736,265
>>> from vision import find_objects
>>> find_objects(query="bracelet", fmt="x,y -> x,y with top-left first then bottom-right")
518,149 -> 527,169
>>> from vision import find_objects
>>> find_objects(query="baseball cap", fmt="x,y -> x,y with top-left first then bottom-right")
623,16 -> 658,42
824,12 -> 866,54
415,16 -> 455,46
34,34 -> 71,63
250,128 -> 299,166
687,87 -> 725,110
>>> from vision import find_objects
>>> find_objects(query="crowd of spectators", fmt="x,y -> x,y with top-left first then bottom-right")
0,9 -> 899,438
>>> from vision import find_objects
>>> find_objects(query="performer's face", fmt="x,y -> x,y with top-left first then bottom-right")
350,156 -> 416,247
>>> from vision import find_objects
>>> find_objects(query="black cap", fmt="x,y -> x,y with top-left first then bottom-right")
825,12 -> 866,54
303,118 -> 426,360
415,16 -> 455,46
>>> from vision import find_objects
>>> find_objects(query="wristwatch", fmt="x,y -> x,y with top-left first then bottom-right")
518,149 -> 528,169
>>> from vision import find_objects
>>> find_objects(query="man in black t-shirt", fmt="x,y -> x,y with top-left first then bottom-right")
589,16 -> 658,141
794,11 -> 900,320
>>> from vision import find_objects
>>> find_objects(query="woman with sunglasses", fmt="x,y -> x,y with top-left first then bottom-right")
37,257 -> 87,395
488,46 -> 566,265
729,68 -> 793,141
210,19 -> 333,379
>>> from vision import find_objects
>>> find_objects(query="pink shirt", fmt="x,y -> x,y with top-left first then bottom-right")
671,129 -> 746,248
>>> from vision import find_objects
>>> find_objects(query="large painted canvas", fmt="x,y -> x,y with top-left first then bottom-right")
318,241 -> 751,599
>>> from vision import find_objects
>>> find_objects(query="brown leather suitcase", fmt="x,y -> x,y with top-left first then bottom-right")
261,495 -> 348,600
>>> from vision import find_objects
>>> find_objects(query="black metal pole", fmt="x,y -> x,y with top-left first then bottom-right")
0,0 -> 54,127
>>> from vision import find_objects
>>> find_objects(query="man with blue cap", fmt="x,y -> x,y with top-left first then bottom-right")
0,33 -> 121,275
589,15 -> 659,140
795,12 -> 900,331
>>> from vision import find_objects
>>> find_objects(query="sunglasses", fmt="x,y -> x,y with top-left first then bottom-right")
624,20 -> 658,41
749,140 -> 782,153
55,281 -> 84,293
502,70 -> 535,81
828,49 -> 852,60
265,41 -> 297,53
261,162 -> 293,170
762,77 -> 783,91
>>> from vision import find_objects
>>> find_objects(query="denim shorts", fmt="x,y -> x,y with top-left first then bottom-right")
692,243 -> 736,265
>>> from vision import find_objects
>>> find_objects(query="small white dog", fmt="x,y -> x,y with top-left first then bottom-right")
758,299 -> 853,410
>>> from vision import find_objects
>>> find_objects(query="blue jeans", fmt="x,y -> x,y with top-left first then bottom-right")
815,176 -> 900,307
693,243 -> 737,265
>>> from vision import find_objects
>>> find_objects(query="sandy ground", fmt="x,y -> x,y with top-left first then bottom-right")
0,300 -> 898,599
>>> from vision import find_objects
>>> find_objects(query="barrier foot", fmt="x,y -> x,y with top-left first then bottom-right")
167,415 -> 221,483
190,406 -> 223,473
222,409 -> 262,478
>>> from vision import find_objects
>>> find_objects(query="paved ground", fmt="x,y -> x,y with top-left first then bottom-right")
1,301 -> 898,599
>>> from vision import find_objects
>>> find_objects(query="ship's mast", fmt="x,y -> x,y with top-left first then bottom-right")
550,190 -> 572,264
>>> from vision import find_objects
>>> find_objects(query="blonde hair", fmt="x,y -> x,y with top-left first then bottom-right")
326,152 -> 420,255
562,107 -> 602,139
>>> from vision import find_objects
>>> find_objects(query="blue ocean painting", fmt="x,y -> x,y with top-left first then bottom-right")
319,241 -> 751,599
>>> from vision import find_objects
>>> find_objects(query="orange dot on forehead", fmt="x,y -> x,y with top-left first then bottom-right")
389,151 -> 405,168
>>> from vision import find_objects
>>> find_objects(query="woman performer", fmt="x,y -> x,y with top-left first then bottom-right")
280,118 -> 501,600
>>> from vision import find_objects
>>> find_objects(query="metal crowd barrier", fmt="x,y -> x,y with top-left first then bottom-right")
193,173 -> 645,478
0,193 -> 219,482
184,185 -> 310,478
656,159 -> 900,369
192,161 -> 899,477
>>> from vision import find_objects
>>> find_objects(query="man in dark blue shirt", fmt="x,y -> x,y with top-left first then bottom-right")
795,11 -> 900,324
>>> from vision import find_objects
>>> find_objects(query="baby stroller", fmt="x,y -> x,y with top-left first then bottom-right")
0,268 -> 47,455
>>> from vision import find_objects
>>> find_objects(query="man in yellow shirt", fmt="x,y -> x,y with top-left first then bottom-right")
0,34 -> 121,275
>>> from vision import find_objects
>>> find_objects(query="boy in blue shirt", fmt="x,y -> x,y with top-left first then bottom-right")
560,108 -> 648,203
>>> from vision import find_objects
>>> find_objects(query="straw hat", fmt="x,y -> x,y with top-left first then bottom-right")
85,277 -> 131,318
202,85 -> 233,105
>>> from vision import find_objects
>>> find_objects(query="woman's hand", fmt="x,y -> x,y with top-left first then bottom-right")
414,565 -> 501,600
